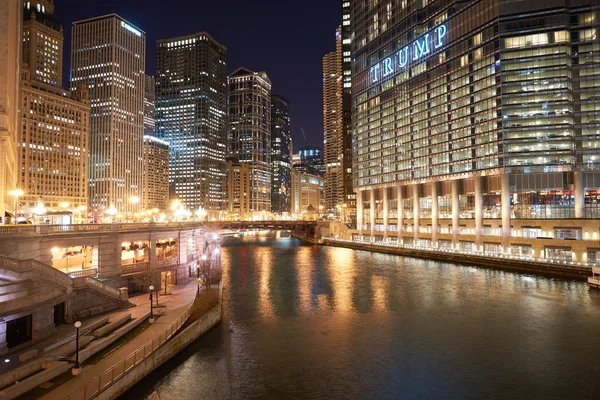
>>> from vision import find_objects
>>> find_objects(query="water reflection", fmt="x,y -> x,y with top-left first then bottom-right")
126,237 -> 600,399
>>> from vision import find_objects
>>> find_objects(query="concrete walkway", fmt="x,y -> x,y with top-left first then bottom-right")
39,280 -> 198,400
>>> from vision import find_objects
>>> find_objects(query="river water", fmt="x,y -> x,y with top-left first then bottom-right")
125,236 -> 600,399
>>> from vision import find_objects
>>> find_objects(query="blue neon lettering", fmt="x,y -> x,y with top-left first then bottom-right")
369,23 -> 447,84
435,25 -> 447,48
370,64 -> 380,82
398,47 -> 408,68
413,33 -> 430,60
383,57 -> 393,76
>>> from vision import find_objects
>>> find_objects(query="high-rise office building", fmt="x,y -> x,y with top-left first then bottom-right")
271,94 -> 291,214
291,167 -> 324,217
143,74 -> 155,135
0,0 -> 21,224
71,14 -> 145,215
156,33 -> 227,212
324,24 -> 354,219
226,158 -> 251,218
351,0 -> 600,263
298,145 -> 325,176
22,1 -> 62,86
142,135 -> 169,210
323,33 -> 341,214
228,67 -> 272,214
18,1 -> 90,219
340,2 -> 354,219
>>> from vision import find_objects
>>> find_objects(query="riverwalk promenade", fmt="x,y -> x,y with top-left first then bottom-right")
36,281 -> 199,400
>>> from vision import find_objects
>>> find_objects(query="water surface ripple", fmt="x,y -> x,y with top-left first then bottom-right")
125,237 -> 600,399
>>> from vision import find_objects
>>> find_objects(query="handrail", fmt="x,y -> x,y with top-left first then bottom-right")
68,268 -> 98,278
31,259 -> 73,290
85,277 -> 120,298
121,262 -> 149,275
63,298 -> 197,400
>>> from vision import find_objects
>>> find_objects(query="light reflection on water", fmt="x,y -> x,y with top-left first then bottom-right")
124,237 -> 600,399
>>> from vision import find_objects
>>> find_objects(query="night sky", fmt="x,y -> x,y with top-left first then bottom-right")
55,0 -> 341,151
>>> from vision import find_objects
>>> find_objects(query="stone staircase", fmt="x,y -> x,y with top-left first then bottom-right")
0,255 -> 131,315
0,280 -> 64,316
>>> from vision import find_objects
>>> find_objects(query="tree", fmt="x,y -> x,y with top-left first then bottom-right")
131,270 -> 161,293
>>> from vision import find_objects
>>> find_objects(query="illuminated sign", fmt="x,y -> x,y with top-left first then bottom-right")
121,21 -> 141,37
370,24 -> 447,83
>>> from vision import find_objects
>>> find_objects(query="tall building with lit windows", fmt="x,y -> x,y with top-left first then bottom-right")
0,0 -> 21,225
156,33 -> 227,212
271,94 -> 291,214
228,68 -> 272,215
22,1 -> 62,86
143,74 -> 155,135
323,27 -> 344,215
350,0 -> 600,264
340,1 -> 355,220
142,135 -> 169,210
18,1 -> 90,218
71,14 -> 145,215
324,23 -> 355,219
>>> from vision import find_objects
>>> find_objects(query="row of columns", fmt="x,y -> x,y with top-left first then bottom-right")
354,174 -> 586,252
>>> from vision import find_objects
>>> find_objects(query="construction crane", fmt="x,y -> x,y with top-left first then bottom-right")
300,125 -> 308,146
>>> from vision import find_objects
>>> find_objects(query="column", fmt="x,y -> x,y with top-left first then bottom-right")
574,171 -> 584,219
382,188 -> 389,240
357,190 -> 363,238
501,173 -> 511,253
370,189 -> 376,241
451,179 -> 459,247
474,176 -> 483,251
413,184 -> 419,243
397,185 -> 403,243
431,182 -> 438,247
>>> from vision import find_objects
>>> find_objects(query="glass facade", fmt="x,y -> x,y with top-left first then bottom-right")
350,0 -> 600,263
156,33 -> 227,211
271,94 -> 291,214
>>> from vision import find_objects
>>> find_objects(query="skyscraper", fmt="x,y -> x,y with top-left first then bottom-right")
156,33 -> 227,212
226,158 -> 251,218
340,1 -> 354,218
71,14 -> 145,215
350,0 -> 600,262
143,74 -> 155,135
142,135 -> 169,210
228,67 -> 272,215
323,38 -> 341,214
0,0 -> 21,225
22,1 -> 62,86
19,1 -> 90,219
271,94 -> 291,214
324,24 -> 354,219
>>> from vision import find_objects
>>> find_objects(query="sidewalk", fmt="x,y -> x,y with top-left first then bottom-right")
38,280 -> 198,400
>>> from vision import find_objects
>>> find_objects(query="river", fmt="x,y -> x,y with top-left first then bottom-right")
124,236 -> 600,399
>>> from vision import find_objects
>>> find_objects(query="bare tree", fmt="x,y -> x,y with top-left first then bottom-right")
131,270 -> 161,293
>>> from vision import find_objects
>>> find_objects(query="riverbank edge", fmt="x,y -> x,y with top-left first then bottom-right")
317,238 -> 590,280
98,287 -> 223,400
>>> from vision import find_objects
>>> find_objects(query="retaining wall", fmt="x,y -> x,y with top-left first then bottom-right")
97,304 -> 222,400
324,240 -> 591,280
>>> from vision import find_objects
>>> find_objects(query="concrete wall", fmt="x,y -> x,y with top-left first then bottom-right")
98,304 -> 222,400
67,288 -> 121,321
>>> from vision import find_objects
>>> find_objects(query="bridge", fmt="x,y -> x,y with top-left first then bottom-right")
205,220 -> 318,235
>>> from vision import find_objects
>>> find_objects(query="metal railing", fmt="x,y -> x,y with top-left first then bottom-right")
325,237 -> 596,268
85,277 -> 121,299
63,300 -> 195,400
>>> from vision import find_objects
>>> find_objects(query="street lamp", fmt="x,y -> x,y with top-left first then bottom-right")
9,189 -> 24,224
105,205 -> 117,223
149,285 -> 155,323
72,321 -> 82,375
